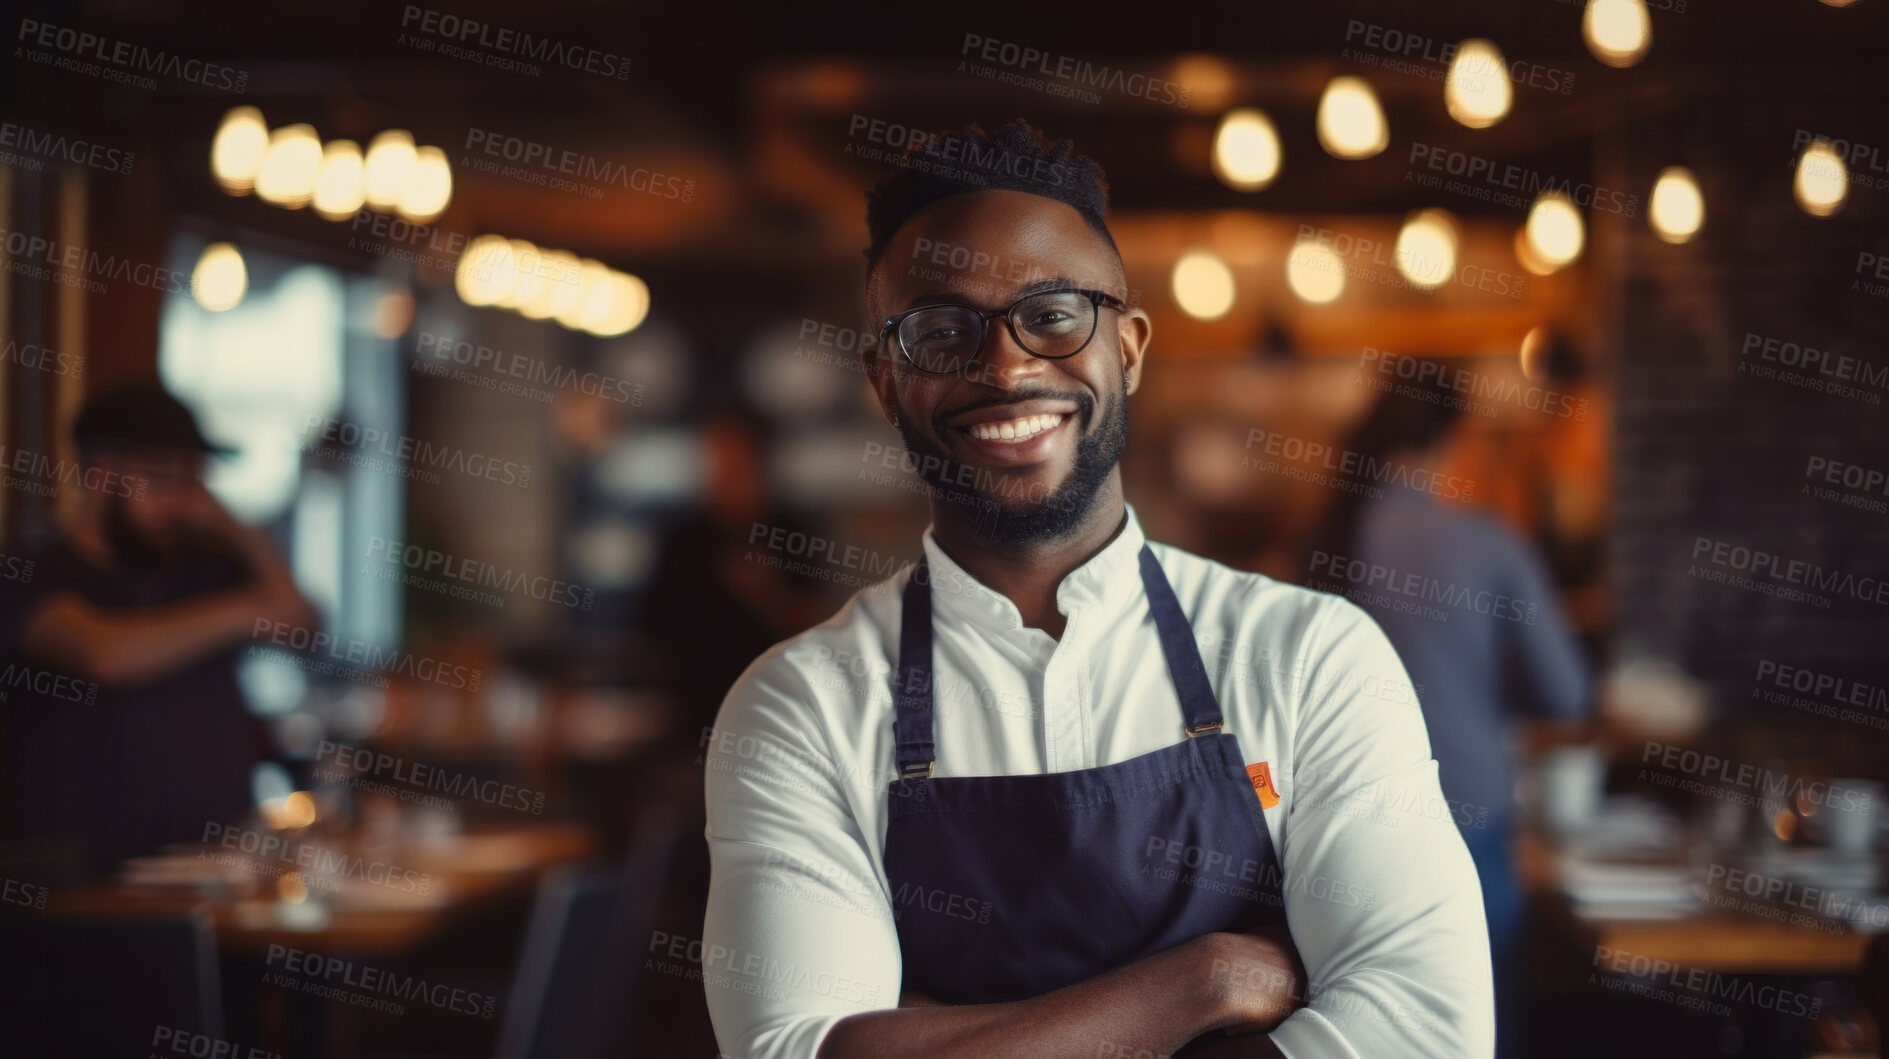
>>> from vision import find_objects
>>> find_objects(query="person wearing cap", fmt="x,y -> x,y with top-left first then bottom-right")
0,383 -> 315,869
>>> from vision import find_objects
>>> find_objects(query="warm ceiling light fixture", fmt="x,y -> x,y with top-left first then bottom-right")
1524,191 -> 1585,271
312,140 -> 366,221
1583,0 -> 1652,68
1211,108 -> 1282,191
1395,209 -> 1460,289
1286,241 -> 1346,303
254,123 -> 322,207
362,130 -> 418,212
1444,39 -> 1513,129
455,236 -> 651,336
1171,251 -> 1238,320
1648,167 -> 1705,242
1316,76 -> 1389,160
191,242 -> 248,312
1794,138 -> 1849,217
398,146 -> 454,223
211,106 -> 269,194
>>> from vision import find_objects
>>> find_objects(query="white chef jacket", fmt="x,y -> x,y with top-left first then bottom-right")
701,505 -> 1493,1059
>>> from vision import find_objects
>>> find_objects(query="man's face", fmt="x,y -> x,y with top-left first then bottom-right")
97,450 -> 208,564
865,190 -> 1151,541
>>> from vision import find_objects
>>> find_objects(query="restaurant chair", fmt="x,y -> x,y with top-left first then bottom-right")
494,861 -> 625,1059
0,908 -> 224,1058
1864,933 -> 1888,1059
601,769 -> 699,1055
496,777 -> 692,1059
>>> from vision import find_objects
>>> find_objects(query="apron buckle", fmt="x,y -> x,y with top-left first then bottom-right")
901,760 -> 934,780
1184,721 -> 1224,738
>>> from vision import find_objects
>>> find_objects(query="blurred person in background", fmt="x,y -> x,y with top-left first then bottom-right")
0,383 -> 316,870
641,410 -> 829,739
634,410 -> 834,1054
1306,369 -> 1592,1059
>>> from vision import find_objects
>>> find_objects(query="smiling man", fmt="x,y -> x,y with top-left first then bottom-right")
702,121 -> 1493,1059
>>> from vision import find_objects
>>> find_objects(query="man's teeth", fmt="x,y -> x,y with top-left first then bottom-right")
967,413 -> 1065,441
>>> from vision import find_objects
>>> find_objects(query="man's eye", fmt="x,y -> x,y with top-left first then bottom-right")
919,327 -> 965,343
1027,310 -> 1072,326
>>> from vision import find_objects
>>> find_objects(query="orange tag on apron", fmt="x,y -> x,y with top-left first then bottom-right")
1247,761 -> 1281,809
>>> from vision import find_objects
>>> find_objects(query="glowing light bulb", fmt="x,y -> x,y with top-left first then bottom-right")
363,130 -> 416,211
455,234 -> 519,307
1286,242 -> 1346,304
192,242 -> 248,312
1524,192 -> 1585,270
1445,39 -> 1513,129
312,140 -> 366,220
255,123 -> 322,207
1172,251 -> 1238,320
1316,77 -> 1389,160
520,251 -> 582,320
211,106 -> 269,194
557,259 -> 613,330
1648,166 -> 1705,243
1584,0 -> 1651,68
1211,108 -> 1281,191
1395,209 -> 1460,289
398,145 -> 453,223
588,272 -> 650,336
1794,138 -> 1848,218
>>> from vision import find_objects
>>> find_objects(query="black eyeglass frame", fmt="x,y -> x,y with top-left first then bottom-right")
879,287 -> 1128,375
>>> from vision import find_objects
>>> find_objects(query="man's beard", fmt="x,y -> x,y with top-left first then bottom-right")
894,379 -> 1128,545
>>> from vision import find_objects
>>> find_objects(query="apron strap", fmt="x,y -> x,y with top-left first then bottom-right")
1136,544 -> 1228,736
894,560 -> 936,779
892,543 -> 1228,776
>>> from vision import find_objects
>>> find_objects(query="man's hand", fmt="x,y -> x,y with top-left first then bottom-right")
1203,927 -> 1306,1035
179,485 -> 269,558
821,930 -> 1289,1059
180,485 -> 317,630
885,930 -> 1300,1026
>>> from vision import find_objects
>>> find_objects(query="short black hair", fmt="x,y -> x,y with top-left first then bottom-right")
863,119 -> 1118,268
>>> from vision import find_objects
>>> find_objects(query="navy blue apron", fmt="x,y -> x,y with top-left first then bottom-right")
882,544 -> 1288,1005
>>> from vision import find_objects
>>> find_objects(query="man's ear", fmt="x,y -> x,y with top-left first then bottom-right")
860,335 -> 899,425
861,270 -> 900,424
1118,307 -> 1152,396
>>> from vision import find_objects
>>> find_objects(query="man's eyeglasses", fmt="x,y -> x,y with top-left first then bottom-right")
880,288 -> 1127,376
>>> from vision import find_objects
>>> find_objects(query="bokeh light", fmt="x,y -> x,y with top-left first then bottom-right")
191,242 -> 248,312
210,106 -> 269,194
1648,167 -> 1705,243
1794,138 -> 1849,217
254,123 -> 322,207
1172,251 -> 1238,320
1316,76 -> 1389,160
1583,0 -> 1652,68
1211,108 -> 1282,191
1395,209 -> 1460,289
1445,40 -> 1513,129
1286,241 -> 1346,303
1524,192 -> 1585,271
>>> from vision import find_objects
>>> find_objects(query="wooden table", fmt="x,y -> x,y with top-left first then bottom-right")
1521,828 -> 1874,975
44,822 -> 594,956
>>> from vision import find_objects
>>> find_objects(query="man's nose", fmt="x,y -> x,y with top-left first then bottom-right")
969,318 -> 1043,387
